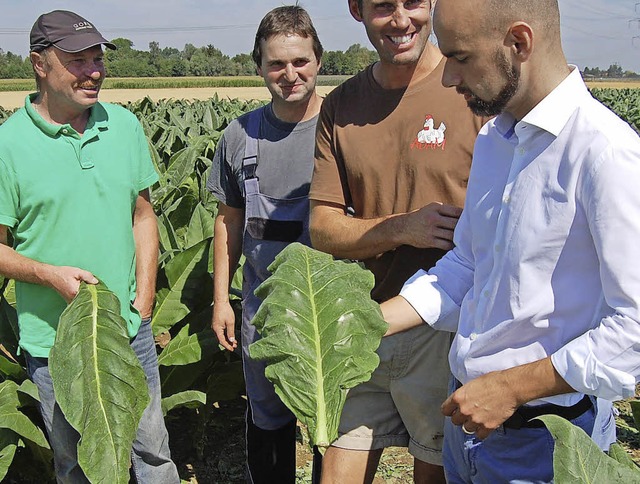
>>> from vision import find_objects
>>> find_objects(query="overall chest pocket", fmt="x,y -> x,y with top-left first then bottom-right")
246,217 -> 303,242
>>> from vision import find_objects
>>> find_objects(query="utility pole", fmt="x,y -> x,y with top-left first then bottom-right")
633,3 -> 640,47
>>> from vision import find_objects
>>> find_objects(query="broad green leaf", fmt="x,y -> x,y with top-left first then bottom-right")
49,282 -> 149,484
147,138 -> 165,181
0,428 -> 19,481
0,380 -> 20,409
158,325 -> 219,367
161,136 -> 211,190
152,240 -> 209,335
230,255 -> 245,300
207,236 -> 215,274
170,181 -> 201,248
0,355 -> 24,381
17,380 -> 40,407
249,243 -> 388,449
0,409 -> 49,449
3,280 -> 15,306
0,390 -> 49,449
537,414 -> 640,483
161,390 -> 206,416
202,104 -> 214,131
160,358 -> 215,396
185,203 -> 214,248
157,212 -> 179,254
608,443 -> 639,471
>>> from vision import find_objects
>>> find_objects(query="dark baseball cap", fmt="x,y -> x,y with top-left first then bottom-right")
30,10 -> 116,53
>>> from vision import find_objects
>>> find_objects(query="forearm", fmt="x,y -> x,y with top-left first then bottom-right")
443,357 -> 576,439
500,357 -> 575,406
309,203 -> 408,260
0,241 -> 54,287
213,205 -> 244,304
133,192 -> 159,317
381,296 -> 424,336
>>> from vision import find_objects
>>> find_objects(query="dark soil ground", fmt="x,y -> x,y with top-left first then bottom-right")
166,396 -> 414,483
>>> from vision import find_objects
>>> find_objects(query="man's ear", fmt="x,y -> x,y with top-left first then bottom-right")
348,0 -> 364,22
506,22 -> 534,62
30,51 -> 48,78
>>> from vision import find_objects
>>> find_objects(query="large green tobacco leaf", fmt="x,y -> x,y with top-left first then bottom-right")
0,380 -> 49,450
185,202 -> 214,249
160,358 -> 214,397
161,390 -> 206,416
49,282 -> 149,484
0,427 -> 19,481
249,243 -> 387,449
152,239 -> 209,335
537,414 -> 640,483
0,356 -> 24,380
608,443 -> 639,471
157,324 -> 219,367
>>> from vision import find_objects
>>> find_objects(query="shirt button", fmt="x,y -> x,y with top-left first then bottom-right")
470,333 -> 478,341
518,147 -> 525,155
483,290 -> 490,298
495,245 -> 502,252
503,196 -> 510,204
62,128 -> 68,134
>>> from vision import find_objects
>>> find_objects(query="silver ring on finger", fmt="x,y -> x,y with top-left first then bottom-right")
462,424 -> 475,435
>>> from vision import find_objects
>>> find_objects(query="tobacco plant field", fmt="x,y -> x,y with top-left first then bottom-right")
590,88 -> 640,134
0,88 -> 639,482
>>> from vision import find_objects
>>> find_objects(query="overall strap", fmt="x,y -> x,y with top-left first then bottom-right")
242,106 -> 263,197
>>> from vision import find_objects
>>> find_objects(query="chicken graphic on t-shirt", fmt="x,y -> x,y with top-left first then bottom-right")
417,115 -> 446,145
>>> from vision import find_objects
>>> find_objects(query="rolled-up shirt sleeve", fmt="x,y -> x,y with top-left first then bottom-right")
400,205 -> 475,333
552,140 -> 640,401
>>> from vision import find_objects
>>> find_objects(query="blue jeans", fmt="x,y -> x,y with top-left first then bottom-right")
442,403 -> 596,483
26,318 -> 179,484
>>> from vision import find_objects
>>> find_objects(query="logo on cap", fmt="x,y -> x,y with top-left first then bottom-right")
73,22 -> 94,31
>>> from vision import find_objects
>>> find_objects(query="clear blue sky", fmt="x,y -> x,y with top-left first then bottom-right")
0,0 -> 638,73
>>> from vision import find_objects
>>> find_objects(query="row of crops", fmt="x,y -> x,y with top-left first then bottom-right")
0,88 -> 638,481
591,88 -> 640,134
0,75 -> 350,92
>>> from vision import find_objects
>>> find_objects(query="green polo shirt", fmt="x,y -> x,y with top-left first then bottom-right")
0,94 -> 159,357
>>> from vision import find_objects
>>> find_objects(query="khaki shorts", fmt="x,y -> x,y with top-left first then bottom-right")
333,324 -> 451,465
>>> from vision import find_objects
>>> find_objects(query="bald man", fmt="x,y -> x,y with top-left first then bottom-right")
381,0 -> 640,481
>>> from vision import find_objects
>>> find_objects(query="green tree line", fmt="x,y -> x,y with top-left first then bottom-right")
0,39 -> 379,78
583,63 -> 640,79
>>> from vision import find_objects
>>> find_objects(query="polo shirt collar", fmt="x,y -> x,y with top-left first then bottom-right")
25,93 -> 109,137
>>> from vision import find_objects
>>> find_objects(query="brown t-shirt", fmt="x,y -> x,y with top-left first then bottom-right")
310,59 -> 487,302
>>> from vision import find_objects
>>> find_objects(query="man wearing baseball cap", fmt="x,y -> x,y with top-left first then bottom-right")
0,10 -> 179,482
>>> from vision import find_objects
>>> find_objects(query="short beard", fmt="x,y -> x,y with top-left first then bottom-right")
466,50 -> 519,117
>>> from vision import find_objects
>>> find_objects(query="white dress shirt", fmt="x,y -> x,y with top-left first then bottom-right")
400,67 -> 640,405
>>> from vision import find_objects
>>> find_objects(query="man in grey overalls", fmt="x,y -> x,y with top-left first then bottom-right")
206,6 -> 323,483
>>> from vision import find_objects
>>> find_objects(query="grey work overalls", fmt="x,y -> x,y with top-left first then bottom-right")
240,107 -> 312,430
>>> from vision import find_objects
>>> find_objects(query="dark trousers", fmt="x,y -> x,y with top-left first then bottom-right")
246,403 -> 322,484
